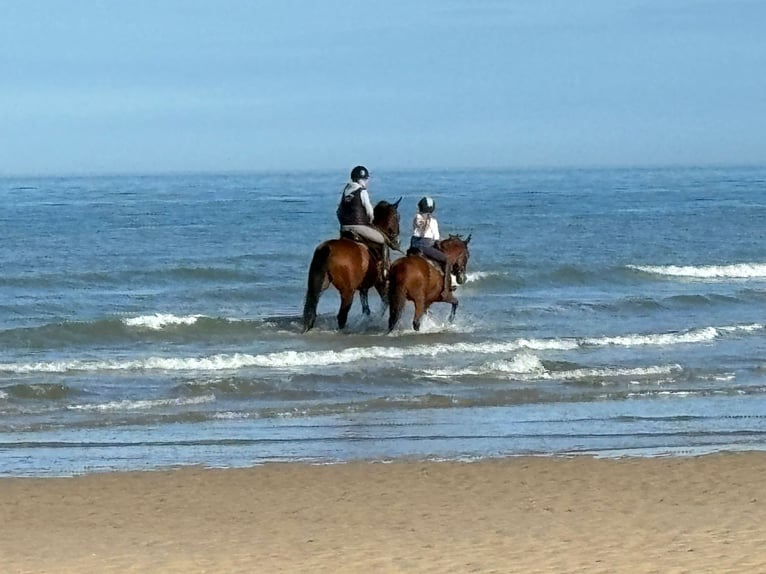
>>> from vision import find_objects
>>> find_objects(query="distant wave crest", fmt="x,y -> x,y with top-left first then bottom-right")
628,263 -> 766,279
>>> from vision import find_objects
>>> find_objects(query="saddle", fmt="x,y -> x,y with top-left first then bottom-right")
407,247 -> 443,273
340,229 -> 365,243
341,230 -> 387,276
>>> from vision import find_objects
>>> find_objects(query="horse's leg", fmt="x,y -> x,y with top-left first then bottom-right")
378,296 -> 389,317
337,288 -> 355,329
436,272 -> 459,323
448,299 -> 460,322
360,289 -> 370,316
375,280 -> 389,316
386,277 -> 406,333
303,244 -> 330,333
412,299 -> 426,331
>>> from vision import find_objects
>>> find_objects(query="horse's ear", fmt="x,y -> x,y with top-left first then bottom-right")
465,234 -> 472,245
394,196 -> 402,207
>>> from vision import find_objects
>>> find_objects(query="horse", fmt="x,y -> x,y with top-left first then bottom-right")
302,198 -> 402,332
387,234 -> 472,332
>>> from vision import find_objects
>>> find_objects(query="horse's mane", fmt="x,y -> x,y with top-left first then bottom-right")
373,199 -> 397,218
371,198 -> 402,244
373,199 -> 401,223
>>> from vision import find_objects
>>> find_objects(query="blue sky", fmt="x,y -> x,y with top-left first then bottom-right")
2,0 -> 764,176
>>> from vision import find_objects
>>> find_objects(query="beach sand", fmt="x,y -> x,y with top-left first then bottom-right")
2,453 -> 766,573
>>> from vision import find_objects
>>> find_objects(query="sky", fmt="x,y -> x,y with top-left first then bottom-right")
1,0 -> 765,176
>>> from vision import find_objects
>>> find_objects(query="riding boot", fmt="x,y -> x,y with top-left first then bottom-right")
440,262 -> 452,299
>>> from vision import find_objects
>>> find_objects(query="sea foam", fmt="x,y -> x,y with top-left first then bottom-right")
122,313 -> 203,330
67,394 -> 215,412
628,263 -> 766,279
0,323 -> 760,374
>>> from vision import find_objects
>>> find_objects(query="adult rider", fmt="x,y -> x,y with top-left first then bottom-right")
336,165 -> 390,281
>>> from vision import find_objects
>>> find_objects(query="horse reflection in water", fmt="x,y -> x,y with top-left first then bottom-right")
387,234 -> 471,332
302,199 -> 401,332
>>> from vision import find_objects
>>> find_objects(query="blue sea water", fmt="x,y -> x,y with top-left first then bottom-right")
2,166 -> 766,476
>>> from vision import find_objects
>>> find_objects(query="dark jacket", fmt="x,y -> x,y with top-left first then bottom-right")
337,183 -> 372,226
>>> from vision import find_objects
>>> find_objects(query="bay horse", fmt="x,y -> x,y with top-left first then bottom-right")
302,198 -> 401,332
387,234 -> 472,332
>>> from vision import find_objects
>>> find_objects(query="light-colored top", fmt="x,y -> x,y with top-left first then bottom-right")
411,213 -> 440,240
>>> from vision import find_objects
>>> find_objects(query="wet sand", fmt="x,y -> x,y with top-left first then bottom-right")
2,453 -> 766,573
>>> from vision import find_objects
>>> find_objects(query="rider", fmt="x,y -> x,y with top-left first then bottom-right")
410,196 -> 452,299
336,165 -> 389,280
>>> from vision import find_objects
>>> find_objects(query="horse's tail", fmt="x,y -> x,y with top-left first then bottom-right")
303,243 -> 330,332
387,265 -> 407,333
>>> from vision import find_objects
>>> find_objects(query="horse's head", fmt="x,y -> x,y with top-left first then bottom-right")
373,197 -> 402,250
439,234 -> 471,285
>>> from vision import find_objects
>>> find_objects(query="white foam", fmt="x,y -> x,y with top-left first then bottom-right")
626,390 -> 699,398
67,394 -> 215,412
553,364 -> 682,381
719,323 -> 763,333
402,313 -> 475,334
628,263 -> 766,279
123,313 -> 203,330
463,271 -> 498,283
423,352 -> 547,378
1,323 -> 759,374
491,353 -> 547,375
517,338 -> 580,351
584,327 -> 718,347
213,411 -> 252,420
423,357 -> 680,383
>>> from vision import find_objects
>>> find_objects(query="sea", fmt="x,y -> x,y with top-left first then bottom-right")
2,165 -> 766,477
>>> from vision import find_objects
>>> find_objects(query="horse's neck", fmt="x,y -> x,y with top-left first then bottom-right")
372,220 -> 390,235
440,243 -> 457,262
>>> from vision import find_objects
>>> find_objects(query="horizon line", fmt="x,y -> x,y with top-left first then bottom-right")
1,161 -> 763,180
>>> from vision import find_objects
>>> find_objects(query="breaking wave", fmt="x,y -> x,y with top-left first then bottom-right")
67,395 -> 215,412
420,353 -> 682,383
122,313 -> 205,330
1,323 -> 761,375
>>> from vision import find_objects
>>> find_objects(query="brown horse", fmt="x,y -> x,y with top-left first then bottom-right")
303,199 -> 402,332
387,234 -> 472,332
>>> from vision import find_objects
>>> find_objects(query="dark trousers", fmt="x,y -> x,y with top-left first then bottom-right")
410,237 -> 446,263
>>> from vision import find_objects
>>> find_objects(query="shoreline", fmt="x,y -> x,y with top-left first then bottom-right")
3,452 -> 766,573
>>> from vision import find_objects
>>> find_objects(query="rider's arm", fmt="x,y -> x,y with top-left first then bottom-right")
429,217 -> 440,241
360,189 -> 374,222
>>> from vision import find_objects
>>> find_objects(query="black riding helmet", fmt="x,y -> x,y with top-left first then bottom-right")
417,196 -> 435,214
350,165 -> 370,182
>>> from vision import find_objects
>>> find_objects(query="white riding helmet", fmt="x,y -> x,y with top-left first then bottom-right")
417,196 -> 435,214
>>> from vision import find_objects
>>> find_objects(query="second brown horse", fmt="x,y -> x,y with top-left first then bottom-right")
387,234 -> 472,332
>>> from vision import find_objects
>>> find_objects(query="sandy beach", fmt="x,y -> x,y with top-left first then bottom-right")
2,453 -> 766,573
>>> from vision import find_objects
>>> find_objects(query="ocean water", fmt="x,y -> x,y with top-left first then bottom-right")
2,166 -> 766,476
